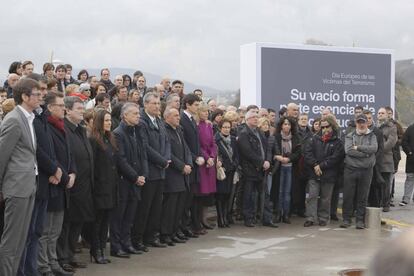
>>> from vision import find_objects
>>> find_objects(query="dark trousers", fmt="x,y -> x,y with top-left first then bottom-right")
190,196 -> 203,231
161,192 -> 186,238
368,167 -> 383,207
17,198 -> 48,276
0,201 -> 4,240
243,178 -> 273,223
179,189 -> 193,232
292,170 -> 306,215
57,220 -> 83,265
343,166 -> 373,223
110,191 -> 138,252
381,172 -> 392,208
92,209 -> 110,252
330,176 -> 343,216
234,178 -> 244,218
134,180 -> 163,243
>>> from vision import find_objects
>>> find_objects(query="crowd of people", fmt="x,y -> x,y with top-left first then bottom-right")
0,60 -> 411,276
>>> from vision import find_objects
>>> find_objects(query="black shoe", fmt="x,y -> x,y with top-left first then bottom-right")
282,215 -> 291,224
262,221 -> 279,228
340,221 -> 351,228
51,266 -> 74,276
227,215 -> 235,224
134,243 -> 149,252
319,221 -> 327,227
171,236 -> 186,243
145,239 -> 167,248
381,220 -> 387,225
39,271 -> 55,276
244,221 -> 255,227
304,221 -> 314,227
202,222 -> 215,230
176,232 -> 189,240
110,249 -> 130,258
61,264 -> 76,273
125,246 -> 143,254
69,261 -> 87,268
160,237 -> 176,246
356,221 -> 365,229
183,229 -> 199,238
330,214 -> 339,221
383,207 -> 390,212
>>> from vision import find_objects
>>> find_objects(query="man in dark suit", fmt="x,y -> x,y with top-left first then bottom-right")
161,108 -> 192,246
135,92 -> 171,248
55,65 -> 69,93
0,78 -> 40,275
38,92 -> 76,276
180,94 -> 205,236
57,96 -> 94,271
18,74 -> 62,276
112,103 -> 148,257
238,110 -> 276,228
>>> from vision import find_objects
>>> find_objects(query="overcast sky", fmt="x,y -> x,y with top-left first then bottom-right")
1,0 -> 413,90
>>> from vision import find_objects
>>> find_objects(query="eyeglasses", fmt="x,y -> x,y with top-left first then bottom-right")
321,125 -> 331,129
30,92 -> 42,97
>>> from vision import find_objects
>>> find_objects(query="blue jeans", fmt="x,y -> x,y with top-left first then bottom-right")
279,166 -> 292,215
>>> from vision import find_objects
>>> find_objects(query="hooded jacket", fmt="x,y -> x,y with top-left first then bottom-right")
344,128 -> 378,169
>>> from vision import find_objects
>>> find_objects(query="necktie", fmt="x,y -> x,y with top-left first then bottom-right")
153,118 -> 159,130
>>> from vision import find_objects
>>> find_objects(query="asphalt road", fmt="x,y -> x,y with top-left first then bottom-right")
73,154 -> 413,276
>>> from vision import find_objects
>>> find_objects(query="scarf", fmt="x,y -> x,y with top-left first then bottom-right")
219,133 -> 233,159
322,131 -> 333,143
281,131 -> 292,156
47,115 -> 65,134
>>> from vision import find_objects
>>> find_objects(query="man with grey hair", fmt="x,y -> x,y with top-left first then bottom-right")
112,102 -> 148,257
286,103 -> 299,120
6,73 -> 20,98
238,110 -> 275,227
154,84 -> 165,100
161,108 -> 192,245
133,92 -> 171,248
165,94 -> 181,111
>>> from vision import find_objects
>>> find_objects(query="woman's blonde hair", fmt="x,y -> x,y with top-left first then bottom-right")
195,104 -> 209,122
223,110 -> 239,122
258,117 -> 270,130
65,84 -> 79,96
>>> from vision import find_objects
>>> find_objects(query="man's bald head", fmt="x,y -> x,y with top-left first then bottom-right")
8,73 -> 20,88
287,103 -> 299,119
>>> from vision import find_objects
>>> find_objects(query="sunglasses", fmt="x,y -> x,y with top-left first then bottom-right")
321,125 -> 331,129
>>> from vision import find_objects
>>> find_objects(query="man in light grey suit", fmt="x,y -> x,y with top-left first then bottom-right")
0,78 -> 40,276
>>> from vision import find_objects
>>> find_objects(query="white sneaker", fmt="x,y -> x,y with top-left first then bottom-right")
399,201 -> 408,206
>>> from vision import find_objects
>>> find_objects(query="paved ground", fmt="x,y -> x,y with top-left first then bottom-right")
74,154 -> 414,276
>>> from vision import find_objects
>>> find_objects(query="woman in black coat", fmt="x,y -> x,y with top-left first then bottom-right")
215,119 -> 239,227
89,109 -> 119,264
271,116 -> 301,223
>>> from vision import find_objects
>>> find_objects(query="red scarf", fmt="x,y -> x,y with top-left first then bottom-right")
48,115 -> 65,134
322,131 -> 333,143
